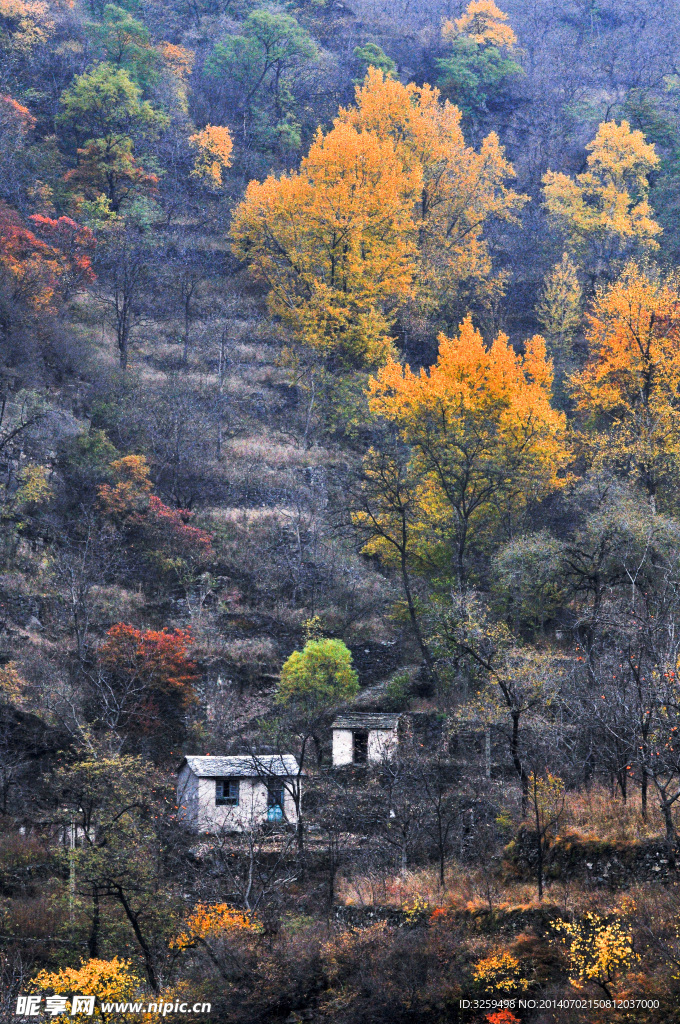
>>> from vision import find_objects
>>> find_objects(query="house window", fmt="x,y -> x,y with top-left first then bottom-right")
353,730 -> 368,764
267,782 -> 284,822
215,778 -> 239,806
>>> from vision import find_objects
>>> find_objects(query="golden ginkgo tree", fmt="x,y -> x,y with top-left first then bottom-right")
543,120 -> 661,281
231,69 -> 526,368
570,261 -> 680,502
365,316 -> 568,589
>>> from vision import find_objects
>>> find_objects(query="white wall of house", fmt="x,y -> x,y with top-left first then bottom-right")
332,727 -> 399,765
177,764 -> 199,824
177,768 -> 298,832
332,729 -> 354,766
367,728 -> 398,762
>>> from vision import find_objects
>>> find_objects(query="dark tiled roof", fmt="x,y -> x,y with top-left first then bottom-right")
331,713 -> 402,730
181,755 -> 300,778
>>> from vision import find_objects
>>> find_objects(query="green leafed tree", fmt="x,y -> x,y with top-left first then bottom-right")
89,5 -> 160,89
203,10 -> 318,155
277,637 -> 359,714
57,63 -> 167,211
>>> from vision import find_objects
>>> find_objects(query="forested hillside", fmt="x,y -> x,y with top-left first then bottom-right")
5,0 -> 680,1021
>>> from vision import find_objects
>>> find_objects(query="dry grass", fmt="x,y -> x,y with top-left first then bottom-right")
559,784 -> 670,842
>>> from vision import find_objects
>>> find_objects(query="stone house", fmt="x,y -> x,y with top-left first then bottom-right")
177,754 -> 301,833
331,713 -> 404,766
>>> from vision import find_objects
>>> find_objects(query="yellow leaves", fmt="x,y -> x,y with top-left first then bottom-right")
340,69 -> 526,312
33,958 -> 142,1018
97,455 -> 152,515
231,117 -> 419,367
473,951 -> 530,993
537,253 -> 582,359
15,462 -> 52,508
0,0 -> 52,53
543,120 -> 661,272
587,120 -> 659,192
158,42 -> 194,80
189,125 -> 233,188
443,0 -> 517,48
552,913 -> 638,992
171,903 -> 260,950
529,772 -> 565,830
570,261 -> 680,495
0,662 -> 28,706
366,317 -> 567,581
231,68 -> 526,366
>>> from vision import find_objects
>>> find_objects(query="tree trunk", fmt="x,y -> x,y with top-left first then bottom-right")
88,888 -> 100,958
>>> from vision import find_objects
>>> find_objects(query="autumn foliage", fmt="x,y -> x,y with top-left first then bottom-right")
172,903 -> 259,950
443,0 -> 518,47
543,120 -> 661,277
34,957 -> 142,1018
231,68 -> 525,367
98,456 -> 213,562
0,201 -> 95,309
189,125 -> 233,187
570,261 -> 680,498
99,623 -> 198,734
366,317 -> 567,584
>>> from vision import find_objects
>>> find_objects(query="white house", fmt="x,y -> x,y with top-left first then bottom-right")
177,755 -> 301,833
331,713 -> 404,766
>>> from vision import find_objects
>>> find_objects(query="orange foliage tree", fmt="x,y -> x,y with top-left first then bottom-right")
231,117 -> 420,368
569,261 -> 680,500
231,68 -> 525,367
99,623 -> 198,736
443,0 -> 517,47
29,213 -> 96,298
543,120 -> 660,281
336,68 -> 526,320
33,958 -> 142,1021
365,317 -> 567,587
172,903 -> 260,950
0,201 -> 95,310
189,125 -> 233,188
98,455 -> 212,565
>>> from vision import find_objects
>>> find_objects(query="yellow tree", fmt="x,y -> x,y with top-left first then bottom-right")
367,316 -> 567,587
536,252 -> 583,362
543,120 -> 661,281
569,261 -> 680,501
189,125 -> 233,188
231,69 -> 525,367
336,68 -> 527,317
33,958 -> 142,1021
231,120 -> 420,367
444,0 -> 517,47
552,913 -> 638,999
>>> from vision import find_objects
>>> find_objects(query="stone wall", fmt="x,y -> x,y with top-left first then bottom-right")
504,826 -> 679,888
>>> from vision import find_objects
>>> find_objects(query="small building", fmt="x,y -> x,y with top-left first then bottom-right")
331,713 -> 404,766
177,754 -> 300,833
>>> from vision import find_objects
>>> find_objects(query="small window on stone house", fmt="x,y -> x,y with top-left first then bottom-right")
215,778 -> 239,806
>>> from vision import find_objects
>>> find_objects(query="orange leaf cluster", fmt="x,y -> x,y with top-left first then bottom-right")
442,0 -> 517,48
100,623 -> 198,706
98,456 -> 212,559
0,201 -> 94,310
172,903 -> 259,950
570,261 -> 680,495
189,125 -> 233,188
231,68 -> 525,366
365,317 -> 567,582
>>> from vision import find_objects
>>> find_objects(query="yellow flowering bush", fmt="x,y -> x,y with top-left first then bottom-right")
171,903 -> 260,950
472,951 -> 531,994
33,958 -> 141,1020
552,913 -> 638,997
